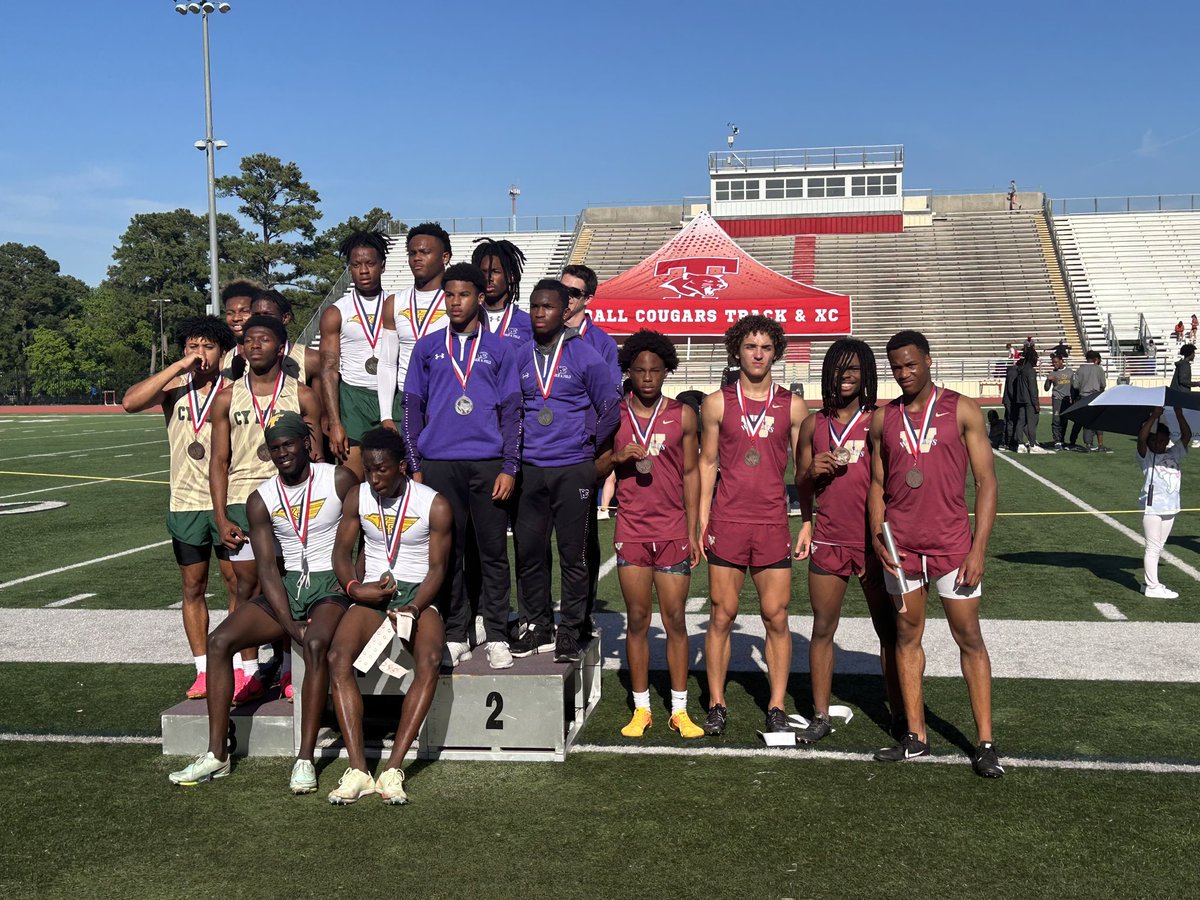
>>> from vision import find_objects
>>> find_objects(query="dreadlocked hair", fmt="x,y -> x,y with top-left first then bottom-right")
618,329 -> 679,373
471,238 -> 527,305
338,230 -> 389,263
820,339 -> 877,413
723,314 -> 786,364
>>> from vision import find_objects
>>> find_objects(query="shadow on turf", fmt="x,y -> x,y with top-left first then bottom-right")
997,550 -> 1143,593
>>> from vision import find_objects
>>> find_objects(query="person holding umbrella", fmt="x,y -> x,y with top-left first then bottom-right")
1137,406 -> 1191,599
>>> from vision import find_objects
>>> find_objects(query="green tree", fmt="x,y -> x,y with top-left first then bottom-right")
0,242 -> 88,402
216,153 -> 322,286
26,326 -> 90,400
72,286 -> 157,389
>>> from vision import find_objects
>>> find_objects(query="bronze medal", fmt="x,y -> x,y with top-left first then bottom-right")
538,407 -> 554,426
834,447 -> 852,466
455,395 -> 474,416
905,467 -> 924,489
187,440 -> 206,461
744,447 -> 761,467
635,457 -> 654,475
258,443 -> 271,462
365,356 -> 378,375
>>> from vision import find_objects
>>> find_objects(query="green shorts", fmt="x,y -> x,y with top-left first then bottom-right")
225,503 -> 250,533
359,580 -> 422,617
284,569 -> 347,621
339,381 -> 382,444
167,510 -> 220,565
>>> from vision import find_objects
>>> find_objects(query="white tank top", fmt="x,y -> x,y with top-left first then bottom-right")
254,462 -> 342,573
335,290 -> 389,388
394,287 -> 450,391
358,479 -> 437,583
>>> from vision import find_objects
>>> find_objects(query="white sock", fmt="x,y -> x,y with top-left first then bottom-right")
632,690 -> 651,710
670,689 -> 688,715
230,656 -> 242,674
194,655 -> 206,675
242,658 -> 259,678
281,649 -> 292,675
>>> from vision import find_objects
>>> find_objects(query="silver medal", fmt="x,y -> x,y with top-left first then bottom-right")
538,407 -> 554,426
455,395 -> 474,416
365,356 -> 378,375
635,457 -> 654,474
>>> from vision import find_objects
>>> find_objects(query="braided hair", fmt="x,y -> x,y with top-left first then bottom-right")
820,338 -> 878,413
471,238 -> 527,306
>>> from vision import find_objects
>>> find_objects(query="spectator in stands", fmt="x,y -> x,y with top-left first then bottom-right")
1013,350 -> 1049,453
1023,335 -> 1036,355
1174,321 -> 1185,342
1191,314 -> 1198,343
1006,342 -> 1019,362
1136,406 -> 1191,599
1068,350 -> 1109,452
1052,338 -> 1070,359
1044,354 -> 1075,450
1007,180 -> 1019,211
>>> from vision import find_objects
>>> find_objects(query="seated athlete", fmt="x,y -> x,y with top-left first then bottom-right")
793,339 -> 902,742
598,329 -> 704,739
169,411 -> 358,793
327,428 -> 452,805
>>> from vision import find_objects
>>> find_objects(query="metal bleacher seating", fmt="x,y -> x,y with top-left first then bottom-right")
576,222 -> 682,281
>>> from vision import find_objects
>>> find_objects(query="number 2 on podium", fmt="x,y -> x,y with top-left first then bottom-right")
485,691 -> 504,730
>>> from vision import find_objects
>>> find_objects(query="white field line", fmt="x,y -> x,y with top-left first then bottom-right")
995,453 -> 1200,582
0,425 -> 159,444
598,553 -> 618,581
0,440 -> 163,463
1094,602 -> 1127,621
113,453 -> 133,458
44,593 -> 96,608
570,743 -> 1200,774
0,733 -> 161,746
685,596 -> 707,612
0,541 -> 171,590
0,469 -> 168,500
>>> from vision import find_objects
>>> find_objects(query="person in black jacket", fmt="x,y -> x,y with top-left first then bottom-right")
1170,344 -> 1195,391
1013,350 -> 1049,453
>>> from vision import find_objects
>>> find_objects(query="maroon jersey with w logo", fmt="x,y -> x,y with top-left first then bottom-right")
712,383 -> 794,526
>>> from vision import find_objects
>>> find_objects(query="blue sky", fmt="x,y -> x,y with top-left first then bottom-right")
1,0 -> 1197,285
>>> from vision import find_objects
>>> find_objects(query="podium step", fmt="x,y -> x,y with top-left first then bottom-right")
161,688 -> 293,758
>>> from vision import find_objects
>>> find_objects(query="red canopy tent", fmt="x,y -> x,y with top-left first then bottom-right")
588,211 -> 851,337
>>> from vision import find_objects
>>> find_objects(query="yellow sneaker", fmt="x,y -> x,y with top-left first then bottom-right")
327,767 -> 375,805
620,707 -> 653,737
376,767 -> 408,805
669,710 -> 705,739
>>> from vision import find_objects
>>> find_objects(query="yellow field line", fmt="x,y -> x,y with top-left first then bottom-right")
0,470 -> 168,485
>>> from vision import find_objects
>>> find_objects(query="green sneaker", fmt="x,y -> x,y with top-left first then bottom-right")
169,751 -> 230,786
327,767 -> 375,805
289,758 -> 317,795
376,767 -> 408,805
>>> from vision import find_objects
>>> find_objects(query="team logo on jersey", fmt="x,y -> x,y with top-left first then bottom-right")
655,256 -> 739,300
899,429 -> 937,455
346,313 -> 377,328
843,438 -> 866,463
363,512 -> 420,533
649,434 -> 666,455
579,488 -> 591,501
399,307 -> 446,326
477,351 -> 494,365
273,499 -> 326,520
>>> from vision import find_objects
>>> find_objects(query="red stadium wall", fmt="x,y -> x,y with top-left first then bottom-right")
717,215 -> 903,237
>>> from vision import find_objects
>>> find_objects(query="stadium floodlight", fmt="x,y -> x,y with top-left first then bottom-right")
174,0 -> 231,316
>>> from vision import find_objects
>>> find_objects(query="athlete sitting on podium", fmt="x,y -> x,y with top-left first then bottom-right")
327,428 -> 452,805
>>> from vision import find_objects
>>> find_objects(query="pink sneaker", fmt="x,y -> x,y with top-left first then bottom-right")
186,672 -> 207,699
233,667 -> 246,696
281,671 -> 294,703
232,674 -> 265,706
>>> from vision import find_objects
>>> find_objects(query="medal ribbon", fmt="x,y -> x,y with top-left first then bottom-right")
276,472 -> 314,588
626,394 -> 665,452
351,289 -> 385,352
186,372 -> 224,437
828,407 -> 866,450
533,331 -> 567,402
378,485 -> 413,568
900,385 -> 939,464
484,304 -> 515,336
736,381 -> 776,442
578,315 -> 591,337
408,288 -> 445,341
245,369 -> 286,431
446,328 -> 482,395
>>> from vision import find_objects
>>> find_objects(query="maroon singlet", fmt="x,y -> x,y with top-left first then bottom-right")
614,397 -> 688,543
812,408 -> 872,548
711,382 -> 794,525
880,387 -> 972,556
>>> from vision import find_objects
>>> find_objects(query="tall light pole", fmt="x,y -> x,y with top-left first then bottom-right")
508,184 -> 521,232
176,2 -> 231,316
151,298 -> 173,373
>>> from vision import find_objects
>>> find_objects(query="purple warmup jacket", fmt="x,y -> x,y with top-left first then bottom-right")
517,330 -> 620,467
402,328 -> 522,475
480,303 -> 533,344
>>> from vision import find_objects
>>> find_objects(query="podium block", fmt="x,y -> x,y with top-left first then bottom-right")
161,691 -> 294,758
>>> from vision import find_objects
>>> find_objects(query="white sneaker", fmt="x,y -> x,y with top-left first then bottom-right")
1016,445 -> 1029,454
169,751 -> 230,786
486,641 -> 514,669
443,640 -> 473,668
327,767 -> 375,805
1028,445 -> 1053,454
470,616 -> 487,648
1144,583 -> 1180,600
376,767 -> 408,805
596,508 -> 610,520
1191,440 -> 1200,449
289,758 -> 317,794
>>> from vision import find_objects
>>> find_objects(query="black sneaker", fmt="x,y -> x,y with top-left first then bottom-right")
554,631 -> 582,663
795,712 -> 834,744
765,707 -> 790,733
972,741 -> 1005,778
703,704 -> 728,736
873,731 -> 930,762
509,623 -> 556,658
1097,446 -> 1112,454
